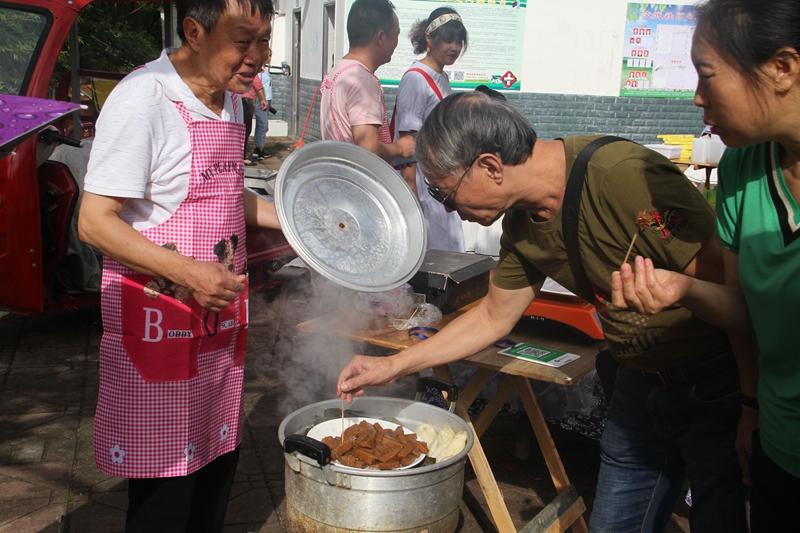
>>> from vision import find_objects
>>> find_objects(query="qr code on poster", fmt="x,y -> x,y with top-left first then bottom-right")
516,346 -> 551,358
451,70 -> 464,81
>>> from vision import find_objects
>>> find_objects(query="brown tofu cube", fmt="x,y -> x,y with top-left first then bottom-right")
352,448 -> 378,465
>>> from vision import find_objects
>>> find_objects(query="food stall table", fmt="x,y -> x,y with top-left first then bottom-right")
297,305 -> 600,533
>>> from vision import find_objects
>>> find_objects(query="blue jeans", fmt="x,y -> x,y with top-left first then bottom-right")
253,105 -> 269,151
589,350 -> 746,533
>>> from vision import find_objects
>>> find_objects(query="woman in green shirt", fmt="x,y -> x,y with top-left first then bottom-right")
611,0 -> 800,530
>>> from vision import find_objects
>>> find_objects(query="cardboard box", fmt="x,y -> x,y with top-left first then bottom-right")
409,250 -> 496,314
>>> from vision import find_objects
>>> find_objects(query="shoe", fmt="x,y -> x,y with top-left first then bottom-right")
243,158 -> 255,166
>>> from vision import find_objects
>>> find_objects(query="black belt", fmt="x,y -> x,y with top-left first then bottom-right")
624,351 -> 736,388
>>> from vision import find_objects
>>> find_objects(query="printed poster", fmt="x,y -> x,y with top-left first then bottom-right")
620,3 -> 698,98
347,0 -> 527,91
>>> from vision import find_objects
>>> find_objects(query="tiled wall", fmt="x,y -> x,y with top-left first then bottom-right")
273,76 -> 704,144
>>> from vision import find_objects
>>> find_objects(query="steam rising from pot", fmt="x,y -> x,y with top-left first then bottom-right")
245,265 -> 416,419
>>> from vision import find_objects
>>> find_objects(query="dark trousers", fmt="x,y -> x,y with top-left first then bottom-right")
242,98 -> 255,158
126,447 -> 240,533
750,432 -> 800,532
589,350 -> 746,533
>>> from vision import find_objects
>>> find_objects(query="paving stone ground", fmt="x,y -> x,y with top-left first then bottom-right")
0,139 -> 690,532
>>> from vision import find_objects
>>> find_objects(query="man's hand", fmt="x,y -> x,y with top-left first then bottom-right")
260,99 -> 268,111
337,355 -> 400,403
611,256 -> 692,314
182,261 -> 246,312
736,406 -> 758,485
396,135 -> 415,159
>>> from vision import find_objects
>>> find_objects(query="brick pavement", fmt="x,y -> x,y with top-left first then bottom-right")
0,296 -> 691,533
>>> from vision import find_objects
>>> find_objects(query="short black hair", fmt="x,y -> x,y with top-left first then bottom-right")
696,0 -> 800,86
347,0 -> 396,48
177,0 -> 274,41
475,85 -> 506,101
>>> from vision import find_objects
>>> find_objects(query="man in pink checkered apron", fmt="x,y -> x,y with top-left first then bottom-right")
78,1 -> 280,531
319,0 -> 415,164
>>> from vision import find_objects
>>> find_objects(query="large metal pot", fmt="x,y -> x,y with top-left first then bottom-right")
277,380 -> 473,532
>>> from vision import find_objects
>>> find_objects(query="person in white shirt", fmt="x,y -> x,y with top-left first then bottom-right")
253,50 -> 273,160
77,1 -> 282,530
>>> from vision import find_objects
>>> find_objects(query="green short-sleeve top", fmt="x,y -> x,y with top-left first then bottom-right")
716,141 -> 800,477
493,136 -> 729,368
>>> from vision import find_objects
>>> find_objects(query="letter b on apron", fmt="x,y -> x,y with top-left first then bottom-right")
121,274 -> 202,381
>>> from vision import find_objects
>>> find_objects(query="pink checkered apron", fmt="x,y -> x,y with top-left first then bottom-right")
94,96 -> 249,478
320,61 -> 392,144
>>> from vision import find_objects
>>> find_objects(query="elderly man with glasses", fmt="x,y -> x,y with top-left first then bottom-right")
338,91 -> 750,532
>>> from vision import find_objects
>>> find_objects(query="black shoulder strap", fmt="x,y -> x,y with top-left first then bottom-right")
562,136 -> 628,302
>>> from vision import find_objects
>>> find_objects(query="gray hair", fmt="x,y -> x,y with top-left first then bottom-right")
416,92 -> 536,180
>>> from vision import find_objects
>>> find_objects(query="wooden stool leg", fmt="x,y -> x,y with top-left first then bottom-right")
517,377 -> 589,533
434,366 -> 517,533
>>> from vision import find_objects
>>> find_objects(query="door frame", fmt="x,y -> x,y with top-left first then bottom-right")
290,8 -> 302,136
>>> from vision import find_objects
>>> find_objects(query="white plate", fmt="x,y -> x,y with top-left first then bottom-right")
306,417 -> 426,472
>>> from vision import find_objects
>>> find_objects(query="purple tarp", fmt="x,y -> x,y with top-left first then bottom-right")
0,94 -> 80,151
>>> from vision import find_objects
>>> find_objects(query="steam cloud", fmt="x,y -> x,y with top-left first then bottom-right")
245,265 -> 416,420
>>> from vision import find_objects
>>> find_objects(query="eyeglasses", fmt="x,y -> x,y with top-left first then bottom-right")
425,155 -> 478,210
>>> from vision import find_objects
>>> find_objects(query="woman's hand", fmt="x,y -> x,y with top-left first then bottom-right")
611,255 -> 692,314
337,355 -> 401,403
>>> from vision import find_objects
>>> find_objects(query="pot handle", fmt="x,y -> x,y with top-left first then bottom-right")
415,377 -> 459,412
284,434 -> 331,467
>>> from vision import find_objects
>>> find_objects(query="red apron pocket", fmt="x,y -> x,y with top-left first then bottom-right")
121,274 -> 202,382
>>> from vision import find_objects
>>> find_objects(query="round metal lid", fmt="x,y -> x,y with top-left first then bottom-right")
275,141 -> 426,292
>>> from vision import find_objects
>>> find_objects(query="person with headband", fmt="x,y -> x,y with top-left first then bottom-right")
391,7 -> 468,252
611,0 -> 800,529
319,0 -> 414,164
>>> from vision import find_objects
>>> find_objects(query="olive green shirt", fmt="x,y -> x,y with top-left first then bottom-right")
493,136 -> 729,368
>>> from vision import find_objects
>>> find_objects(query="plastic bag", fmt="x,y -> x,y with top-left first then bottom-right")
389,302 -> 442,330
354,284 -> 415,317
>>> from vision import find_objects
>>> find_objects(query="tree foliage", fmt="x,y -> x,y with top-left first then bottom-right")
0,8 -> 48,94
59,2 -> 163,74
0,2 -> 163,95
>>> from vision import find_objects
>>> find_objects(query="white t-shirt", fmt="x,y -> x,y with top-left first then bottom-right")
83,49 -> 242,231
393,61 -> 464,253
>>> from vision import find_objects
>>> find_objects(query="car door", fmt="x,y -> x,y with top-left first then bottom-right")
0,0 -> 90,312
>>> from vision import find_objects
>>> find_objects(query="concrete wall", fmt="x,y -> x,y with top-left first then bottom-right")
269,0 -> 705,141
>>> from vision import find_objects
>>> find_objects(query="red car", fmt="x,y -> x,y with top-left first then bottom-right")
0,0 -> 293,313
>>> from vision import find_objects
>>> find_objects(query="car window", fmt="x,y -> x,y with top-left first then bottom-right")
0,7 -> 49,95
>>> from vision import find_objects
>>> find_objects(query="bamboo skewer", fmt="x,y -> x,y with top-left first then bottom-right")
621,232 -> 638,267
